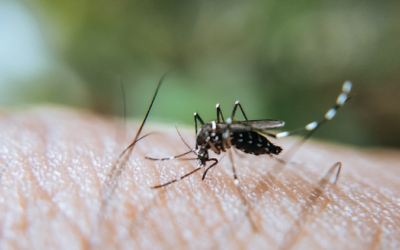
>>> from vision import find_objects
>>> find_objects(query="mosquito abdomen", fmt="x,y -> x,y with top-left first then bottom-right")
230,131 -> 282,155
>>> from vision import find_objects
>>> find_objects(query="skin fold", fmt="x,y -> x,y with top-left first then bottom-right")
0,106 -> 399,250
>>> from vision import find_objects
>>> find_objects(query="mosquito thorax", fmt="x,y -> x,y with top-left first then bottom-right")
196,121 -> 231,154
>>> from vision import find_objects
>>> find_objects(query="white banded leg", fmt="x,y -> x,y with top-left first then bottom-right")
231,100 -> 249,121
267,81 -> 351,175
264,81 -> 352,139
216,103 -> 225,123
194,112 -> 205,149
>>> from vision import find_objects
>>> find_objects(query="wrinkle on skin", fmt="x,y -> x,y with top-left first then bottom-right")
0,107 -> 400,250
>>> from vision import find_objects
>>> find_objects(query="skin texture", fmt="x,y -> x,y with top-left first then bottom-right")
0,106 -> 400,250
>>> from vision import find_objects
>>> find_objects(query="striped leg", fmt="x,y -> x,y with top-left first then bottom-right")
263,81 -> 352,139
216,103 -> 225,123
230,100 -> 249,121
150,159 -> 218,189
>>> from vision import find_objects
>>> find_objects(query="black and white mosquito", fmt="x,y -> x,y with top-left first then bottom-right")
146,81 -> 352,188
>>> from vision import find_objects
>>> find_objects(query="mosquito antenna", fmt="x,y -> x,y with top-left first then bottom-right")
277,162 -> 342,250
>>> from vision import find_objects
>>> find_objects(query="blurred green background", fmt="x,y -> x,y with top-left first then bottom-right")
1,0 -> 399,148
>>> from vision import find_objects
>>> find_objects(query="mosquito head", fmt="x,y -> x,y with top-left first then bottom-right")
195,147 -> 209,165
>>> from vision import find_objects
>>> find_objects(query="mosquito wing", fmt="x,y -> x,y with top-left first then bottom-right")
231,119 -> 285,131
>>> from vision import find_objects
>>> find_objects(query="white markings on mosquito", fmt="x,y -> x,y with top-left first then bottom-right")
211,121 -> 216,130
276,131 -> 289,138
343,80 -> 352,93
337,93 -> 348,105
325,109 -> 337,120
145,81 -> 351,234
306,121 -> 318,131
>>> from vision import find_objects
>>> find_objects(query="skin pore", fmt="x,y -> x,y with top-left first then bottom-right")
0,106 -> 400,250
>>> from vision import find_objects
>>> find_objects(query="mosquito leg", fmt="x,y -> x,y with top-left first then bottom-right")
266,81 -> 351,175
230,100 -> 249,121
114,78 -> 127,154
317,162 -> 342,186
104,74 -> 166,190
151,163 -> 207,189
206,140 -> 220,155
227,150 -> 258,231
97,73 -> 167,237
216,103 -> 225,123
278,162 -> 342,250
228,150 -> 238,181
222,125 -> 232,150
201,158 -> 219,180
263,81 -> 352,140
194,112 -> 205,149
146,149 -> 195,161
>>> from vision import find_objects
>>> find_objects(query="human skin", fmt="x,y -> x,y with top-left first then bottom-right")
0,106 -> 399,250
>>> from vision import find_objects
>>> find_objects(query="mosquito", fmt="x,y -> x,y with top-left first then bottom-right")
146,81 -> 352,188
